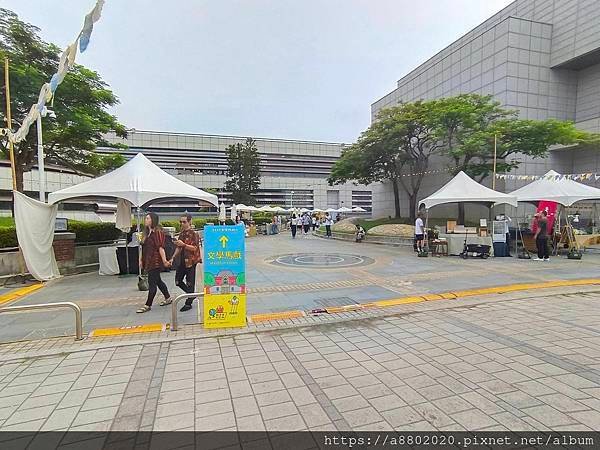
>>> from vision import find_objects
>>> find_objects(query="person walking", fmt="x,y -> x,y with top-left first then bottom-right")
325,213 -> 333,238
302,213 -> 311,236
311,215 -> 317,232
290,214 -> 298,239
137,212 -> 171,313
415,212 -> 425,254
168,213 -> 202,312
534,210 -> 550,261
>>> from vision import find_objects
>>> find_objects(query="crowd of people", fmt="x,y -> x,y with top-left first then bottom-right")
289,212 -> 335,238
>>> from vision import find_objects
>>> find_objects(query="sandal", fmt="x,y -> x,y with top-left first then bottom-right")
136,305 -> 151,313
159,298 -> 172,306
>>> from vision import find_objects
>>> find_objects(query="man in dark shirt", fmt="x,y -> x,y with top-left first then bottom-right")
169,214 -> 202,311
534,210 -> 550,261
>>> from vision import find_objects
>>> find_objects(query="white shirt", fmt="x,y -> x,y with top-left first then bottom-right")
415,217 -> 424,235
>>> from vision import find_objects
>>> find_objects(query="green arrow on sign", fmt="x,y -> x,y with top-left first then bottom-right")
219,235 -> 229,248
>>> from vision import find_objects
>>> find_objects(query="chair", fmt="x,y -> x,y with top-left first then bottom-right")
430,239 -> 448,257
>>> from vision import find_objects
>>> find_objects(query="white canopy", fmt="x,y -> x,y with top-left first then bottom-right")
325,208 -> 338,213
48,153 -> 218,207
258,205 -> 276,212
352,206 -> 367,212
420,171 -> 518,209
338,206 -> 353,213
509,170 -> 600,207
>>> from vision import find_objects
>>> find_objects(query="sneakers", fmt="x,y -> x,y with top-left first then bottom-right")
543,258 -> 550,261
180,304 -> 192,312
159,298 -> 172,306
532,257 -> 542,261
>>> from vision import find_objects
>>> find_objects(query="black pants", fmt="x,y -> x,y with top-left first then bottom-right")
303,224 -> 310,234
536,236 -> 549,259
291,225 -> 297,238
312,223 -> 316,231
176,263 -> 197,305
146,268 -> 170,307
326,225 -> 331,237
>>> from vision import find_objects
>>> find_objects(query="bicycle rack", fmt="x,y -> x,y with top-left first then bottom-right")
171,292 -> 204,332
0,302 -> 83,341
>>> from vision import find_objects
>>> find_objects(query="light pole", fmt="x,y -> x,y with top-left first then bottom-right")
290,191 -> 294,209
36,108 -> 55,202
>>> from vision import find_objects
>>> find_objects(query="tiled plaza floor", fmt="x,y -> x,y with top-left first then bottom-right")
0,289 -> 599,442
2,232 -> 600,341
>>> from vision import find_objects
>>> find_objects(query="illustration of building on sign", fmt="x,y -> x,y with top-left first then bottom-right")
206,270 -> 245,295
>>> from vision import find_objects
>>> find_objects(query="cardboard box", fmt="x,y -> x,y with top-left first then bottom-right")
447,220 -> 457,233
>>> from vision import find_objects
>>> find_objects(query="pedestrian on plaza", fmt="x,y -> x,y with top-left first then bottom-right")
534,210 -> 550,261
271,215 -> 278,234
137,212 -> 171,313
325,213 -> 333,238
415,212 -> 425,254
167,213 -> 202,312
302,213 -> 311,235
312,215 -> 317,232
290,214 -> 298,238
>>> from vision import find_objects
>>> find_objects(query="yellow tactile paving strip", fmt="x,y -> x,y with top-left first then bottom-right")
248,310 -> 305,323
0,283 -> 44,306
89,323 -> 165,337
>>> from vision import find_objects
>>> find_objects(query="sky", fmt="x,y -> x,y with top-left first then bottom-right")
5,0 -> 514,143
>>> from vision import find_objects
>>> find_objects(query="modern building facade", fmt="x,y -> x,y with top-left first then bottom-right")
371,0 -> 600,218
0,131 -> 374,219
97,130 -> 372,215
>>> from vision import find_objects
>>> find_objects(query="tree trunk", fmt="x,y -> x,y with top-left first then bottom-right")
409,193 -> 417,223
391,178 -> 401,219
458,202 -> 465,225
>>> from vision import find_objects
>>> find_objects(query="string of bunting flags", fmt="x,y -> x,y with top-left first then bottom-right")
400,167 -> 459,178
2,0 -> 105,144
496,172 -> 600,182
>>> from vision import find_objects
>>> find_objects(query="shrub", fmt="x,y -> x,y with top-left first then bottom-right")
0,227 -> 18,248
67,221 -> 122,243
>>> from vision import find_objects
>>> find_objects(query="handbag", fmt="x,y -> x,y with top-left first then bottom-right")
138,273 -> 149,291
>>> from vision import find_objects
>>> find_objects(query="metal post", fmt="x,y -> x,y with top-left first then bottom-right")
171,292 -> 204,331
0,302 -> 83,340
492,133 -> 498,190
36,116 -> 46,202
3,57 -> 17,191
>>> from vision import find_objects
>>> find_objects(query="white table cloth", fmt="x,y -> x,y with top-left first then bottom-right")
437,233 -> 494,256
98,246 -> 120,275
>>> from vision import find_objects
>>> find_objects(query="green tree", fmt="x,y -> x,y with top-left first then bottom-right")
0,8 -> 127,192
225,138 -> 261,205
329,100 -> 446,221
436,94 -> 597,222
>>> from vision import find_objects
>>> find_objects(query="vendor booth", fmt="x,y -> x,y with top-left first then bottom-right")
509,170 -> 600,257
47,153 -> 218,279
419,172 -> 518,257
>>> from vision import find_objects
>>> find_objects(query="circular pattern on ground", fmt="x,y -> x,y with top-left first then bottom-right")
269,253 -> 375,269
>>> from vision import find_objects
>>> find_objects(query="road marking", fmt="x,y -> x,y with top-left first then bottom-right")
89,323 -> 165,337
249,310 -> 305,323
0,283 -> 44,306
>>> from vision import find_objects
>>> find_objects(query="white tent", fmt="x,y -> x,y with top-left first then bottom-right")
48,153 -> 218,207
325,208 -> 338,213
509,170 -> 600,206
352,206 -> 367,212
219,203 -> 226,222
420,171 -> 518,209
338,206 -> 353,213
230,204 -> 238,220
258,205 -> 276,212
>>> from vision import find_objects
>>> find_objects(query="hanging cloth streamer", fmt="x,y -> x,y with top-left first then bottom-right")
6,0 -> 106,145
14,191 -> 61,281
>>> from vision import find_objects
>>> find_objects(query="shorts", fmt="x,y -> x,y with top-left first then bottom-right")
415,234 -> 424,241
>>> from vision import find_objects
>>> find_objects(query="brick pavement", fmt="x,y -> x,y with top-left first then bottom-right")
0,288 -> 599,443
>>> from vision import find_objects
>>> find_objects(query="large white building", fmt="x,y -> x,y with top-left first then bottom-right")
370,0 -> 600,219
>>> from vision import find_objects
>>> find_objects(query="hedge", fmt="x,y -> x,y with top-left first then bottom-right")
67,221 -> 122,244
0,227 -> 17,248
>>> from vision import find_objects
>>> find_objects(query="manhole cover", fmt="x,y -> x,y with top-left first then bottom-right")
269,253 -> 375,269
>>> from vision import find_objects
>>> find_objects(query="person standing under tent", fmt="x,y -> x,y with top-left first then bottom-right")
312,215 -> 317,232
325,213 -> 333,238
534,210 -> 550,261
415,212 -> 425,255
137,213 -> 171,313
167,213 -> 202,312
290,214 -> 298,239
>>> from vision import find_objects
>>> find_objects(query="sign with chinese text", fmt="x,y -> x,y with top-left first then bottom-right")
203,225 -> 246,329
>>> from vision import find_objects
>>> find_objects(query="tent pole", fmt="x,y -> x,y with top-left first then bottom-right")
137,207 -> 142,276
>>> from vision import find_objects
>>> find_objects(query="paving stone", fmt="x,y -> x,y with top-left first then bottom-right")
71,406 -> 119,427
522,404 -> 576,427
381,405 -> 423,427
323,384 -> 359,400
288,386 -> 317,407
196,411 -> 236,431
255,390 -> 292,407
332,395 -> 370,413
298,403 -> 330,428
341,406 -> 384,427
81,393 -> 123,411
233,396 -> 260,417
196,399 -> 233,418
57,388 -> 91,409
260,401 -> 298,420
451,409 -> 499,430
195,387 -> 230,404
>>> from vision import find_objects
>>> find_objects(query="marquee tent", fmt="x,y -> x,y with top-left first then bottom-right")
509,170 -> 600,206
420,171 -> 518,209
48,153 -> 218,207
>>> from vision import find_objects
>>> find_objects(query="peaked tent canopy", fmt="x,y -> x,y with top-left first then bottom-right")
48,153 -> 218,207
420,171 -> 518,209
509,170 -> 600,206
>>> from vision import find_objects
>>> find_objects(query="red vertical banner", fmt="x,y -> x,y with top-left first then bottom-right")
531,201 -> 558,233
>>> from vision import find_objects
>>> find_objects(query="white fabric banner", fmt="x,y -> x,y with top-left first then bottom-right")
116,198 -> 133,232
14,191 -> 61,281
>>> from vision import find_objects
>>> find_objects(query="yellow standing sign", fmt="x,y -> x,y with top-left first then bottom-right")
203,225 -> 246,329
